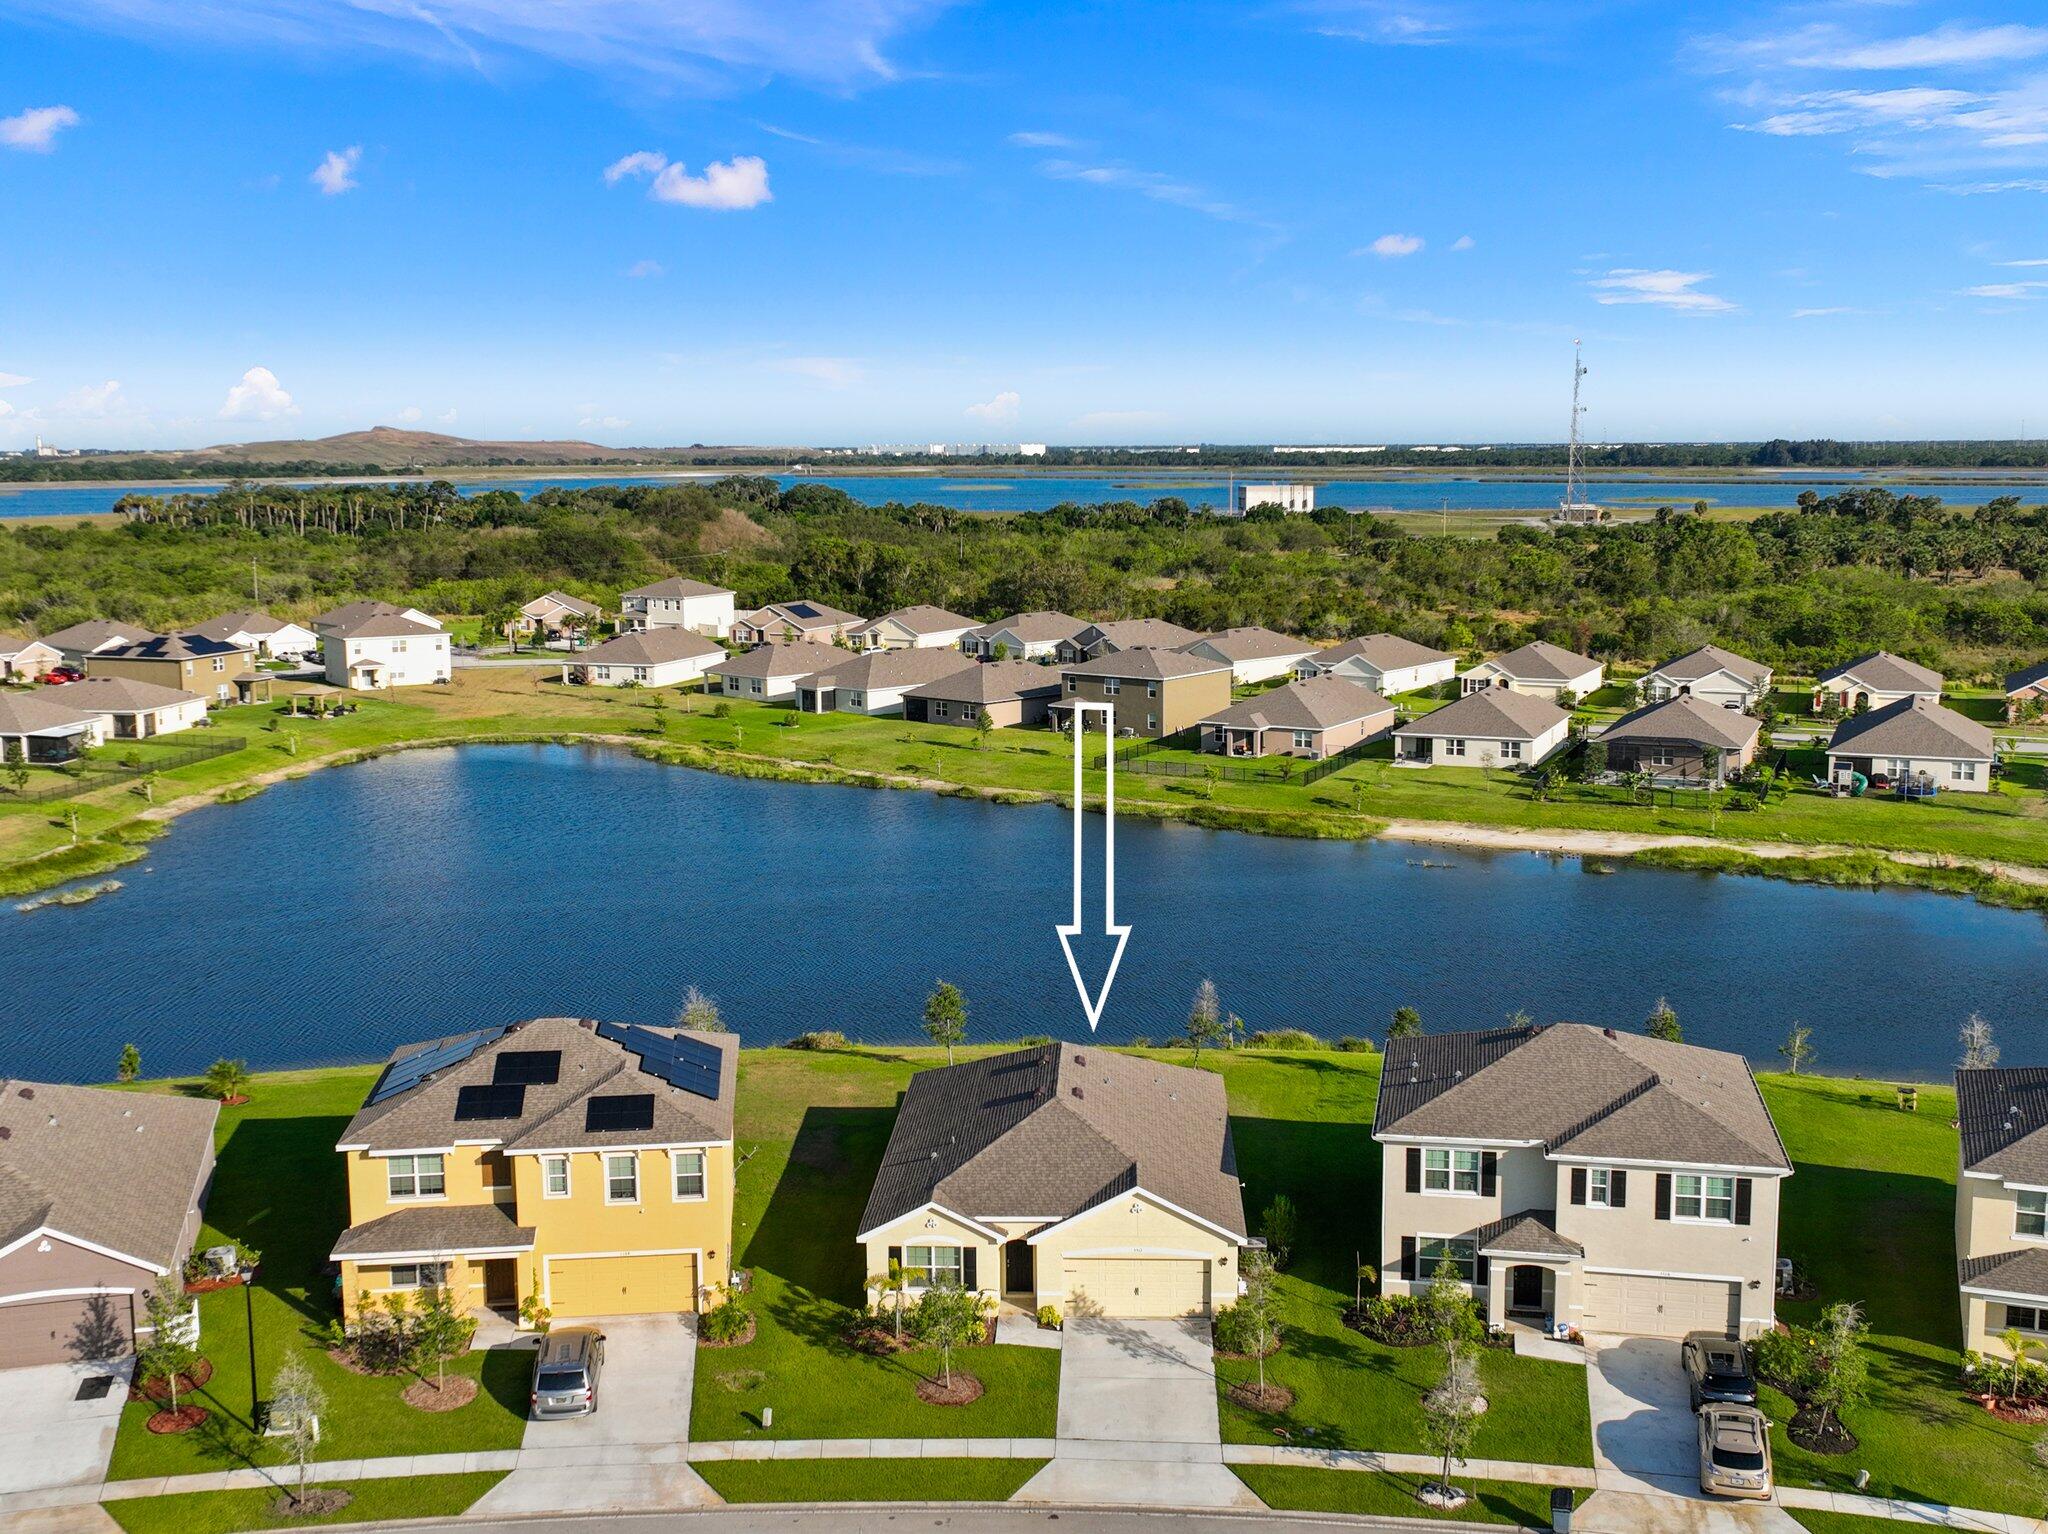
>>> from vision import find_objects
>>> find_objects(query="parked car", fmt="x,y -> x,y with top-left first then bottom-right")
1697,1403 -> 1773,1500
1682,1331 -> 1758,1409
40,668 -> 82,684
529,1326 -> 606,1419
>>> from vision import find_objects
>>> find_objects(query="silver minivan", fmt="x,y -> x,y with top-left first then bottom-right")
529,1326 -> 606,1419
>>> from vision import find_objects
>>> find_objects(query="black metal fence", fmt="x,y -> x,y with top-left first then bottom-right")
1120,753 -> 1293,785
7,734 -> 249,804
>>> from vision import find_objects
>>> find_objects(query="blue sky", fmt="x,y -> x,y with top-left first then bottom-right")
3,0 -> 2047,447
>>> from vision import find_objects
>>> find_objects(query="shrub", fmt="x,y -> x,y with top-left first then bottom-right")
1213,1300 -> 1280,1357
1035,1304 -> 1061,1330
787,1030 -> 849,1050
711,701 -> 732,718
700,1289 -> 754,1344
1349,1294 -> 1435,1346
1337,1035 -> 1379,1053
1751,1326 -> 1816,1395
1246,1028 -> 1327,1050
1261,1196 -> 1299,1269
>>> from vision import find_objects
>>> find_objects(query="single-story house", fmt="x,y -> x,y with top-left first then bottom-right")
39,619 -> 161,672
46,677 -> 209,738
0,692 -> 109,763
730,601 -> 865,649
856,1043 -> 1248,1318
1056,618 -> 1205,665
185,610 -> 320,662
1955,1068 -> 2048,1359
849,605 -> 978,652
1393,688 -> 1573,768
1597,695 -> 1762,783
0,1080 -> 218,1367
561,629 -> 724,687
1297,634 -> 1457,696
1637,646 -> 1773,712
1813,651 -> 1943,715
1176,626 -> 1318,685
903,660 -> 1064,728
0,634 -> 63,683
88,633 -> 256,705
1825,695 -> 1996,794
793,648 -> 980,716
2004,660 -> 2048,722
1051,649 -> 1233,740
1459,641 -> 1604,701
1199,675 -> 1395,759
961,611 -> 1086,662
514,591 -> 601,639
705,641 -> 844,701
619,578 -> 734,638
310,601 -> 439,637
321,611 -> 452,690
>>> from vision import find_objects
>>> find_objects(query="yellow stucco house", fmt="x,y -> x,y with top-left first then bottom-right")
330,1017 -> 736,1321
1957,1067 -> 2048,1359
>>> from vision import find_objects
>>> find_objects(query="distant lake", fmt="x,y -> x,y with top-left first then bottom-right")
4,743 -> 2040,1083
6,469 -> 2048,519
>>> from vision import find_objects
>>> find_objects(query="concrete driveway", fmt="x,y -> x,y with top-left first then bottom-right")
0,1358 -> 133,1500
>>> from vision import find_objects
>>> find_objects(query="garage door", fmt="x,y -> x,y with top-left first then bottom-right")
1580,1273 -> 1738,1338
1063,1258 -> 1212,1318
548,1254 -> 697,1317
0,1294 -> 135,1367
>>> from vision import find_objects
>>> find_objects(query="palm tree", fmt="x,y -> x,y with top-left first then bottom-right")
202,1058 -> 252,1103
2003,1327 -> 2038,1407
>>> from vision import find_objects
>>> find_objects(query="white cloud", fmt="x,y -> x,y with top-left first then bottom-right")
608,150 -> 771,209
219,366 -> 299,420
1037,158 -> 1268,227
1963,281 -> 2048,299
1712,22 -> 2048,74
58,380 -> 128,416
1450,234 -> 1475,251
604,150 -> 668,184
1008,130 -> 1076,148
1362,232 -> 1424,257
0,401 -> 11,419
965,390 -> 1020,425
1306,2 -> 1456,47
0,104 -> 80,151
627,258 -> 666,278
395,405 -> 424,422
1588,268 -> 1736,313
311,145 -> 361,195
1790,306 -> 1871,318
438,408 -> 459,425
1933,178 -> 2048,194
763,355 -> 863,388
0,371 -> 31,388
1997,258 -> 2048,266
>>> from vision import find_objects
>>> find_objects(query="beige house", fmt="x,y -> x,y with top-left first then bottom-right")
792,648 -> 979,716
849,605 -> 978,652
1813,651 -> 1942,714
561,629 -> 723,688
515,591 -> 601,639
1393,688 -> 1572,768
1826,696 -> 1995,794
0,634 -> 64,683
620,578 -> 735,638
88,633 -> 255,705
961,611 -> 1086,662
730,601 -> 864,649
1297,634 -> 1457,696
705,641 -> 843,701
1638,646 -> 1773,712
1052,649 -> 1232,739
48,677 -> 209,737
1199,675 -> 1394,759
1459,641 -> 1604,701
1598,695 -> 1762,783
1176,627 -> 1317,685
903,660 -> 1063,728
1375,1023 -> 1789,1340
1056,618 -> 1204,665
2004,661 -> 2048,722
1956,1068 -> 2048,1359
856,1044 -> 1248,1318
0,692 -> 109,762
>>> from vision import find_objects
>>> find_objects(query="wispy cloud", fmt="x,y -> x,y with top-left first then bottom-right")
1304,1 -> 1457,47
763,355 -> 863,388
626,258 -> 666,278
1359,232 -> 1424,257
1587,268 -> 1736,313
756,121 -> 958,176
0,104 -> 79,151
0,371 -> 31,389
311,145 -> 361,195
220,366 -> 298,420
1790,306 -> 1874,318
1450,234 -> 1475,251
1962,280 -> 2048,299
606,150 -> 772,209
1008,130 -> 1077,148
1037,157 -> 1269,227
604,150 -> 667,185
58,380 -> 128,416
1699,22 -> 2048,74
1933,178 -> 2048,194
965,390 -> 1020,424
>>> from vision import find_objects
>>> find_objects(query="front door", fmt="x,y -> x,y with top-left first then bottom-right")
1510,1264 -> 1545,1314
484,1259 -> 517,1310
1003,1240 -> 1033,1295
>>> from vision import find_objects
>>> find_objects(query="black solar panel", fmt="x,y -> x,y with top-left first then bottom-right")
593,1021 -> 723,1102
454,1084 -> 527,1121
787,603 -> 819,618
493,1051 -> 561,1086
585,1094 -> 654,1132
366,1026 -> 508,1105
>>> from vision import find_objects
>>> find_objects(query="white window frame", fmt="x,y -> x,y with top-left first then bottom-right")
1502,740 -> 1523,761
672,1149 -> 707,1202
1147,681 -> 1159,698
2017,1189 -> 2047,1241
1445,738 -> 1466,758
902,1243 -> 963,1287
1955,761 -> 1978,782
604,1152 -> 640,1205
541,1155 -> 571,1199
387,1154 -> 446,1201
1103,677 -> 1121,696
385,1261 -> 446,1290
1416,1235 -> 1478,1284
1292,729 -> 1315,751
1587,1167 -> 1614,1208
2007,1302 -> 2048,1334
1422,1147 -> 1483,1196
1673,1172 -> 1736,1224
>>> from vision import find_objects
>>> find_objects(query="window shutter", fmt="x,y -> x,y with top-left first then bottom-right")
1611,1170 -> 1628,1209
1401,1237 -> 1417,1282
1654,1173 -> 1672,1221
1405,1148 -> 1422,1194
963,1247 -> 979,1289
887,1245 -> 903,1270
1480,1152 -> 1498,1197
1570,1168 -> 1587,1206
1475,1255 -> 1490,1287
1735,1179 -> 1753,1226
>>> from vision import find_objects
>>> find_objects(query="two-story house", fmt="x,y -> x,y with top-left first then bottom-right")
330,1016 -> 737,1322
1955,1067 -> 2048,1360
88,632 -> 256,704
1054,618 -> 1204,665
1052,650 -> 1231,739
1373,1022 -> 1790,1339
321,611 -> 452,690
619,578 -> 736,639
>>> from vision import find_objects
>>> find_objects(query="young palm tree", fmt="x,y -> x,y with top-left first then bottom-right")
202,1058 -> 252,1103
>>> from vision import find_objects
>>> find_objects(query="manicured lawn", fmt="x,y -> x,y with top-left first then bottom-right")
109,1070 -> 530,1479
694,1457 -> 1047,1503
103,1472 -> 504,1534
1787,1513 -> 1908,1534
1233,1466 -> 1584,1527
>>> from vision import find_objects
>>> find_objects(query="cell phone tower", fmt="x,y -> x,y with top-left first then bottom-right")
1557,340 -> 1602,522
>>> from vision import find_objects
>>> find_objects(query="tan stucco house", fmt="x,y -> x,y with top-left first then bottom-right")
730,601 -> 864,649
1,634 -> 66,682
1637,646 -> 1773,712
1598,695 -> 1762,783
903,660 -> 1064,728
1955,1068 -> 2048,1359
1458,641 -> 1603,701
1055,618 -> 1204,665
2004,660 -> 2048,722
1199,674 -> 1394,759
849,605 -> 978,652
1053,649 -> 1232,739
1826,696 -> 1995,794
1393,688 -> 1572,768
1813,651 -> 1943,714
88,633 -> 256,705
857,1044 -> 1248,1318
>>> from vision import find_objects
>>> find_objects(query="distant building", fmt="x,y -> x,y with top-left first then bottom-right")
1232,483 -> 1315,516
1018,443 -> 1048,457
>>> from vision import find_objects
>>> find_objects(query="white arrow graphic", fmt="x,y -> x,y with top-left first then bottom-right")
1056,701 -> 1130,1032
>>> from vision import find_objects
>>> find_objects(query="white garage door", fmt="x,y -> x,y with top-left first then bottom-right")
1064,1258 -> 1212,1318
1581,1273 -> 1739,1338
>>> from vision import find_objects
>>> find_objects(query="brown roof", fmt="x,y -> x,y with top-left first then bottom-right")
706,641 -> 844,680
1204,675 -> 1394,732
1393,688 -> 1570,741
527,590 -> 600,618
1062,649 -> 1229,683
1646,645 -> 1771,687
855,605 -> 977,638
1374,1023 -> 1790,1171
906,660 -> 1065,705
624,577 -> 733,601
331,1204 -> 535,1261
967,611 -> 1085,644
1601,695 -> 1762,752
1180,627 -> 1316,664
800,648 -> 979,691
1827,695 -> 1994,760
736,601 -> 864,634
43,677 -> 204,713
1818,650 -> 1943,694
1473,1209 -> 1583,1260
575,630 -> 723,666
1473,641 -> 1600,683
0,692 -> 103,735
311,600 -> 424,632
326,612 -> 444,641
1306,633 -> 1455,674
1957,1068 -> 2048,1181
1074,618 -> 1204,652
858,1044 -> 1247,1240
0,1081 -> 218,1270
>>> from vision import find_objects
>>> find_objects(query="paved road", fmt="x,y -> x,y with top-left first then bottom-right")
385,1509 -> 1444,1534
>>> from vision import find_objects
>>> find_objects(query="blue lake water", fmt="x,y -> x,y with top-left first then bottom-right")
3,743 -> 2040,1083
6,470 -> 2048,519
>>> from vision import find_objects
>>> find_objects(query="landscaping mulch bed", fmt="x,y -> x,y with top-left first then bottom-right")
325,1344 -> 403,1377
846,1323 -> 916,1355
698,1315 -> 758,1349
1973,1393 -> 2048,1425
916,1372 -> 984,1406
182,1274 -> 248,1295
131,1358 -> 213,1404
1787,1406 -> 1859,1455
146,1404 -> 209,1434
401,1375 -> 478,1412
1227,1380 -> 1295,1413
270,1489 -> 352,1519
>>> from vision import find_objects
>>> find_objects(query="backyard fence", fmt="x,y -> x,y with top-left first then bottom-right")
7,734 -> 249,804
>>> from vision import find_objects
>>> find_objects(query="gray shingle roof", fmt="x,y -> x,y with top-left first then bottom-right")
1474,641 -> 1600,683
1180,627 -> 1316,664
968,611 -> 1085,644
45,677 -> 204,713
1204,675 -> 1394,732
858,1044 -> 1247,1240
1646,646 -> 1771,687
1074,618 -> 1204,652
1601,695 -> 1762,752
1818,651 -> 1943,694
1827,695 -> 1994,760
1374,1023 -> 1790,1171
0,692 -> 103,735
855,605 -> 977,637
2006,660 -> 2048,695
40,619 -> 159,653
906,660 -> 1065,705
331,1204 -> 535,1260
527,590 -> 599,618
187,611 -> 297,642
575,630 -> 723,666
95,633 -> 248,664
311,601 -> 425,633
1473,1209 -> 1584,1260
624,577 -> 733,601
1062,648 -> 1229,683
1961,1249 -> 2048,1300
706,641 -> 844,680
736,601 -> 864,633
1393,688 -> 1570,741
1306,634 -> 1455,673
799,648 -> 979,691
1957,1068 -> 2048,1181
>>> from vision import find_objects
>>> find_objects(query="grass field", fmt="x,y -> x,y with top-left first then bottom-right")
693,1458 -> 1047,1503
102,1473 -> 504,1534
1233,1466 -> 1584,1526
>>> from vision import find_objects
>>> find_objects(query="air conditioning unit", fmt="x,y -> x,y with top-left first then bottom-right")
1775,1258 -> 1794,1296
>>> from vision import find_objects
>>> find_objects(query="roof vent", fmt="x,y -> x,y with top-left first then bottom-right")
16,1087 -> 32,1100
1071,1086 -> 1084,1100
0,1127 -> 10,1140
1602,1028 -> 1617,1039
1073,1052 -> 1086,1066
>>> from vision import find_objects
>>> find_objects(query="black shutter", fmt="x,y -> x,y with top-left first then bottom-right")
1570,1168 -> 1587,1206
1406,1147 -> 1422,1194
887,1245 -> 903,1270
1611,1170 -> 1628,1209
1480,1152 -> 1498,1197
963,1247 -> 979,1289
1475,1254 -> 1490,1287
1401,1237 -> 1417,1282
1655,1173 -> 1672,1221
1734,1179 -> 1753,1226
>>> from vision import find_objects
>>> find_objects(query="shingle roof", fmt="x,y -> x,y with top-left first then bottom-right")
1374,1023 -> 1790,1171
0,692 -> 103,735
186,610 -> 299,643
1473,1209 -> 1584,1260
624,577 -> 733,601
706,641 -> 844,680
95,633 -> 249,664
1203,675 -> 1394,732
331,1204 -> 535,1261
1180,627 -> 1316,664
906,660 -> 1065,705
45,677 -> 204,713
311,601 -> 425,632
1818,651 -> 1943,694
1393,688 -> 1570,741
1961,1249 -> 2048,1300
1075,618 -> 1204,652
330,613 -> 444,640
2006,660 -> 2048,695
736,601 -> 863,633
0,1081 -> 218,1269
1306,634 -> 1455,674
1473,641 -> 1600,683
799,648 -> 980,691
338,1017 -> 737,1154
39,619 -> 159,653
858,1044 -> 1247,1240
1646,645 -> 1771,687
968,611 -> 1085,644
1957,1068 -> 2048,1181
1062,648 -> 1230,682
855,605 -> 977,637
1601,695 -> 1762,752
527,590 -> 599,618
575,630 -> 723,666
1827,695 -> 1994,760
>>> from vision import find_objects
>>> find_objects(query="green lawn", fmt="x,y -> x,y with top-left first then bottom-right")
1788,1512 -> 1911,1534
1233,1466 -> 1584,1527
694,1458 -> 1046,1503
103,1473 -> 504,1534
109,1070 -> 530,1480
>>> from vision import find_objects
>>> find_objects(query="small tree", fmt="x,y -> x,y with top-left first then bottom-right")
1960,1012 -> 2000,1071
4,740 -> 27,794
407,1284 -> 476,1392
1186,978 -> 1240,1057
117,1043 -> 141,1083
922,980 -> 968,1064
136,1274 -> 199,1417
911,1279 -> 989,1388
1421,1256 -> 1481,1363
2002,1327 -> 2039,1407
1388,1005 -> 1423,1040
1779,1022 -> 1816,1075
202,1058 -> 252,1102
1646,997 -> 1682,1043
1579,739 -> 1607,783
990,641 -> 1009,662
1238,1247 -> 1280,1395
1260,1195 -> 1299,1270
677,985 -> 727,1033
1421,1341 -> 1483,1505
270,1351 -> 327,1505
975,708 -> 994,749
1806,1301 -> 1870,1432
865,1258 -> 912,1342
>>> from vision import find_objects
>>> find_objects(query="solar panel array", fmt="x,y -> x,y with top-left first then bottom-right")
366,1026 -> 508,1105
585,1094 -> 655,1132
595,1020 -> 723,1102
493,1050 -> 561,1086
454,1083 -> 527,1121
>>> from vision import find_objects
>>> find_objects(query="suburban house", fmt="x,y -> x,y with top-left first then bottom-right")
1176,626 -> 1318,685
791,648 -> 979,716
1052,649 -> 1232,739
330,1016 -> 737,1322
311,600 -> 437,636
39,619 -> 160,672
1373,1022 -> 1790,1339
1825,696 -> 1996,794
0,1080 -> 218,1367
1297,634 -> 1458,696
1198,675 -> 1394,759
1459,641 -> 1604,701
729,601 -> 864,648
514,591 -> 601,640
560,630 -> 723,688
1637,646 -> 1773,712
0,633 -> 62,682
2005,660 -> 2048,722
321,610 -> 453,690
705,641 -> 844,701
856,1043 -> 1248,1319
849,605 -> 978,652
48,678 -> 209,737
1393,688 -> 1573,768
0,692 -> 109,762
1597,695 -> 1762,784
904,660 -> 1064,728
1813,651 -> 1943,714
88,633 -> 256,704
619,578 -> 735,638
186,610 -> 320,662
961,611 -> 1086,662
1056,618 -> 1204,665
1954,1067 -> 2048,1360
